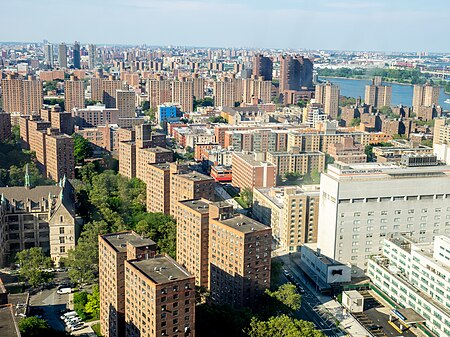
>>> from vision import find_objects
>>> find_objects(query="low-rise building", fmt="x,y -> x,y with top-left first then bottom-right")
367,235 -> 450,337
253,185 -> 320,251
327,137 -> 367,164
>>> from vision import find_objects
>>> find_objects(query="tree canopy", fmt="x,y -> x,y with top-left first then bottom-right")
16,247 -> 53,288
246,315 -> 325,337
73,134 -> 93,163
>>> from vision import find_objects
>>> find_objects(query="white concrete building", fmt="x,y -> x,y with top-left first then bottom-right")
367,235 -> 450,337
317,162 -> 450,276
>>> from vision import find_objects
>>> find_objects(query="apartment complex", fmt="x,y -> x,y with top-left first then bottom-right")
242,77 -> 272,104
266,149 -> 325,178
118,124 -> 167,179
367,235 -> 450,337
317,162 -> 450,276
145,163 -> 172,214
327,137 -> 367,164
91,75 -> 126,108
99,231 -> 157,337
315,82 -> 340,119
364,77 -> 392,108
173,199 -> 215,288
279,55 -> 313,92
65,76 -> 85,113
231,152 -> 276,190
0,177 -> 79,266
1,74 -> 42,115
253,54 -> 273,81
19,115 -> 75,181
412,83 -> 440,111
146,76 -> 172,109
172,78 -> 194,112
124,256 -> 196,337
169,168 -> 215,216
253,185 -> 320,251
209,211 -> 272,307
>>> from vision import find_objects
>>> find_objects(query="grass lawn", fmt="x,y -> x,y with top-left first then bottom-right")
234,197 -> 248,209
91,323 -> 102,336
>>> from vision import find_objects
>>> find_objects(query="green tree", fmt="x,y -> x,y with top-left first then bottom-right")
19,316 -> 69,337
85,284 -> 100,317
240,188 -> 253,206
284,172 -> 301,182
245,315 -> 325,337
73,134 -> 93,163
16,248 -> 53,288
265,283 -> 301,313
66,220 -> 109,284
19,316 -> 49,337
141,100 -> 150,111
350,117 -> 361,127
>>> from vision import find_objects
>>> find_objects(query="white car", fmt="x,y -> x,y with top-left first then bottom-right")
70,323 -> 85,331
57,287 -> 72,294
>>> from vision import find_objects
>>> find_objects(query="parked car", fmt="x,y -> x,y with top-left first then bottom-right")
60,311 -> 77,320
70,323 -> 85,332
368,324 -> 383,331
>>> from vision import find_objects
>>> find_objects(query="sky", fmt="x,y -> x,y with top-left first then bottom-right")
1,0 -> 449,52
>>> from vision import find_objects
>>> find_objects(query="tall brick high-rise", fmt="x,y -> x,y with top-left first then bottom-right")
2,74 -> 43,115
99,231 -> 157,337
315,81 -> 340,119
208,208 -> 272,307
172,77 -> 194,112
364,78 -> 392,108
147,76 -> 172,109
412,83 -> 440,110
65,76 -> 84,113
253,54 -> 273,81
279,55 -> 313,92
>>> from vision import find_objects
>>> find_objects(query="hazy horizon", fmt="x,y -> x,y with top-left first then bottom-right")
1,0 -> 450,53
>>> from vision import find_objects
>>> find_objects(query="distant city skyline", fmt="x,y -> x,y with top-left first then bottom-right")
2,0 -> 450,53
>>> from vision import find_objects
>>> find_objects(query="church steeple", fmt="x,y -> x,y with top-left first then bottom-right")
25,164 -> 31,190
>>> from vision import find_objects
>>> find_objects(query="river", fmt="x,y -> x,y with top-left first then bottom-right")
321,77 -> 450,109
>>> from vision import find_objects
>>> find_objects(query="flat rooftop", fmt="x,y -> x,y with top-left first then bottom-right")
179,199 -> 211,214
0,305 -> 20,337
141,146 -> 172,153
102,231 -> 156,253
233,152 -> 274,167
217,214 -> 269,234
150,162 -> 172,170
177,171 -> 214,182
327,162 -> 450,180
129,255 -> 191,284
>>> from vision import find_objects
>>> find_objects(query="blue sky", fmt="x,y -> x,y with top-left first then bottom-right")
1,0 -> 449,52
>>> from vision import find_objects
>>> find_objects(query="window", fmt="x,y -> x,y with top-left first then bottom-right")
59,237 -> 65,244
60,246 -> 65,253
59,227 -> 65,234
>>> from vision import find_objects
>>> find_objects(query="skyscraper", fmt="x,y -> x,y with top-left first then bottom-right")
73,41 -> 81,69
364,78 -> 392,108
88,44 -> 96,69
44,43 -> 54,67
279,55 -> 313,92
315,81 -> 340,119
58,43 -> 67,68
253,54 -> 273,81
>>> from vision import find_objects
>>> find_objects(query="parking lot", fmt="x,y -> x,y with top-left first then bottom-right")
352,291 -> 417,337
